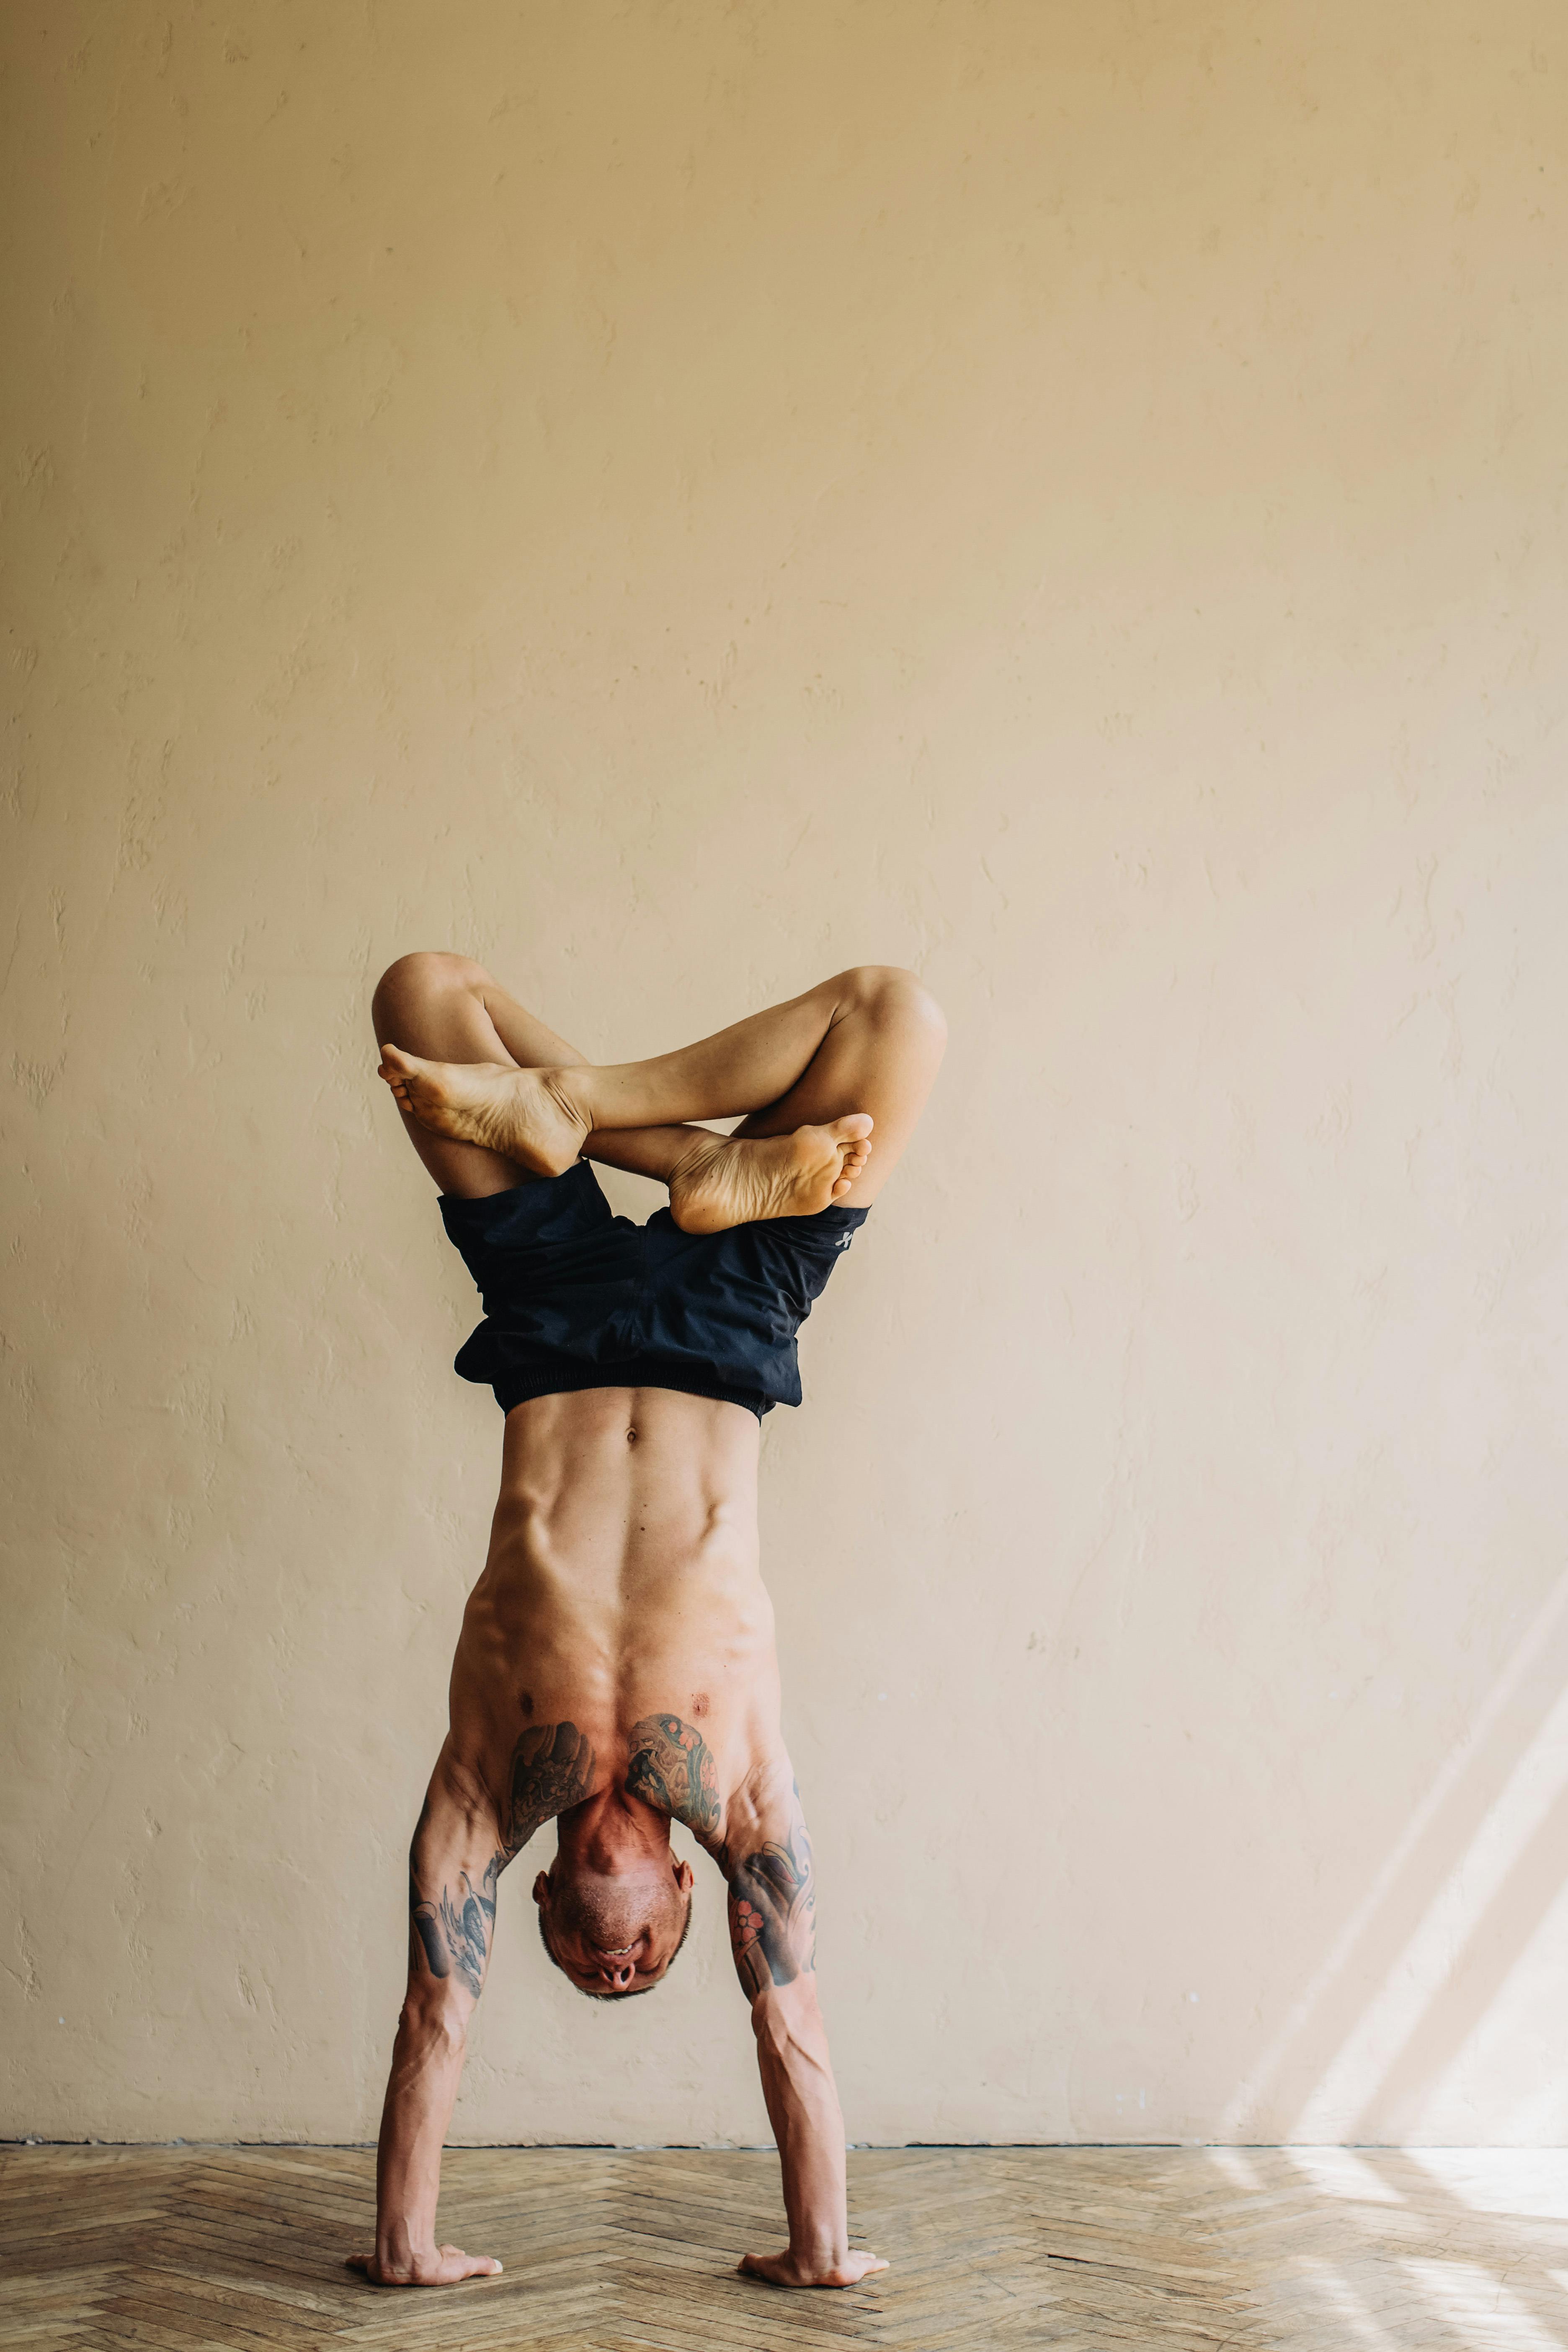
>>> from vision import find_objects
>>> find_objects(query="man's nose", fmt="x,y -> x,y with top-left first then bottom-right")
600,1958 -> 635,1990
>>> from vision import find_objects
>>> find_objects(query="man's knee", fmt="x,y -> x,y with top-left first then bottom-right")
840,964 -> 947,1043
371,949 -> 490,1035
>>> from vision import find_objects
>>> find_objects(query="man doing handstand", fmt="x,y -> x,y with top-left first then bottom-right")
350,955 -> 944,2290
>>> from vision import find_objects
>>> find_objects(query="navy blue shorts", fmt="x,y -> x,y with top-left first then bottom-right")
439,1161 -> 869,1419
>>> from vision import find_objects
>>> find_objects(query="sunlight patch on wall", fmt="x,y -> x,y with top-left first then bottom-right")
1219,1573 -> 1568,2141
1294,1667 -> 1568,2140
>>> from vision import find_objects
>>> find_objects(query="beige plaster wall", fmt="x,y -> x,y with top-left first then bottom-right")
4,0 -> 1567,2148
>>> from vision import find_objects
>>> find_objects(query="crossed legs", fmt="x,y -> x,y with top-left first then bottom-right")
371,954 -> 946,1225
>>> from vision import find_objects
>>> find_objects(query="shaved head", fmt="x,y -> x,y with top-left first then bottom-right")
533,1852 -> 694,1999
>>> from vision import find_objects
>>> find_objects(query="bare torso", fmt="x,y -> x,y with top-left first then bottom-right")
448,1385 -> 784,1824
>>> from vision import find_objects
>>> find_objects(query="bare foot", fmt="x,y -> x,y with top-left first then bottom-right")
378,1044 -> 588,1176
346,2245 -> 502,2288
738,2246 -> 889,2289
668,1117 -> 874,1235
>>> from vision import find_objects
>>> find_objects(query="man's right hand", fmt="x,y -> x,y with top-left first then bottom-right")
346,2244 -> 503,2287
738,2245 -> 890,2289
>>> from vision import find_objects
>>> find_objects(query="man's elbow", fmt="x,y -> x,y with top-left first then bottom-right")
750,1973 -> 830,2066
395,1985 -> 470,2061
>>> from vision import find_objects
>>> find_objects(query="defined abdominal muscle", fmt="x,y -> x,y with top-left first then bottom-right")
457,1391 -> 773,1746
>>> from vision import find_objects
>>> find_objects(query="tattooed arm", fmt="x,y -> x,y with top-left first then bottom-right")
624,1717 -> 820,2007
356,1725 -> 598,2290
409,1850 -> 502,2001
713,1754 -> 887,2291
727,1810 -> 817,1999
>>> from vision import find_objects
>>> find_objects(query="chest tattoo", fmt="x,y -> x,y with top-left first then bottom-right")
626,1712 -> 722,1839
506,1720 -> 598,1852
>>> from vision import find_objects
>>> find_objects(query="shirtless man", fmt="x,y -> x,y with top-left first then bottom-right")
349,954 -> 945,2293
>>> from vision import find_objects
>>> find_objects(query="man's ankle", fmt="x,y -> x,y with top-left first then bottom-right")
669,1127 -> 722,1182
543,1065 -> 596,1139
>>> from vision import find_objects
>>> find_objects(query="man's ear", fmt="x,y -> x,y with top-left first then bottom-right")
673,1859 -> 695,1895
532,1870 -> 550,1907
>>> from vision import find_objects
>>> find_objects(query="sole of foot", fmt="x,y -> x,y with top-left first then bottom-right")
378,1045 -> 588,1176
669,1116 -> 873,1234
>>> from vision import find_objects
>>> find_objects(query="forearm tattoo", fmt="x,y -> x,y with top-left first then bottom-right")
725,1801 -> 817,1998
409,1851 -> 502,2000
626,1713 -> 722,1840
507,1721 -> 598,1854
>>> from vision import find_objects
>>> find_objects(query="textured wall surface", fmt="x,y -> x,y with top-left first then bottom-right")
4,0 -> 1567,2148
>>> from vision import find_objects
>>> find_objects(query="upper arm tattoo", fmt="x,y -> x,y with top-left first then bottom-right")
724,1790 -> 817,1999
409,1850 -> 502,2000
626,1713 -> 722,1841
506,1721 -> 598,1854
406,1721 -> 596,2002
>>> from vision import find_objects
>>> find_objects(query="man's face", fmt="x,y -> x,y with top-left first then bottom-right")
533,1856 -> 695,1996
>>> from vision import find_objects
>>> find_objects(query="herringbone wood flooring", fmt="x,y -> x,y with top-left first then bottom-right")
3,2144 -> 1566,2349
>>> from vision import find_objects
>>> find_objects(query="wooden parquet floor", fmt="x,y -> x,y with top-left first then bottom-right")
4,2143 -> 1568,2350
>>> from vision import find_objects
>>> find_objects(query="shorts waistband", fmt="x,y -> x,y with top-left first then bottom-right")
493,1361 -> 768,1420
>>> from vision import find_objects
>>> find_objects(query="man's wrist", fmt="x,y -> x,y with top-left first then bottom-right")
375,2230 -> 439,2275
787,2228 -> 850,2267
